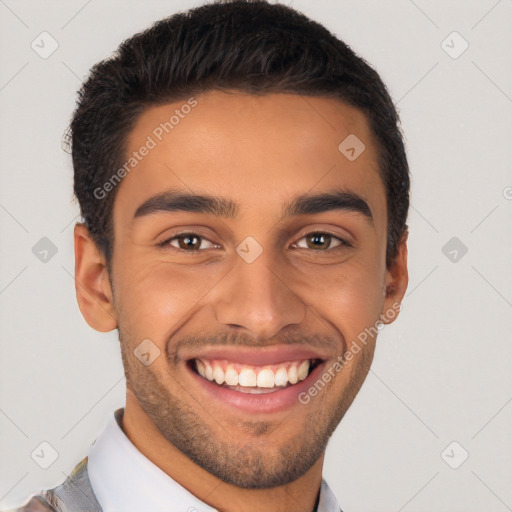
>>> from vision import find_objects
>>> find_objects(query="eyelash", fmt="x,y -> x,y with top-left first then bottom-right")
158,231 -> 352,253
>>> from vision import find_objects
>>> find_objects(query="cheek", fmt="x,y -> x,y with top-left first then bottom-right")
311,261 -> 385,345
113,257 -> 223,337
312,264 -> 383,395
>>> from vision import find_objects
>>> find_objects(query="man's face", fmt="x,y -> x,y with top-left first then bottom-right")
100,91 -> 406,488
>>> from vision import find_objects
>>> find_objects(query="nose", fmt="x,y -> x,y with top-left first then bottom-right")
212,250 -> 306,340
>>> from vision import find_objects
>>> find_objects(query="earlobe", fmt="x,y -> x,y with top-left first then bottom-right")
74,223 -> 118,332
380,231 -> 409,324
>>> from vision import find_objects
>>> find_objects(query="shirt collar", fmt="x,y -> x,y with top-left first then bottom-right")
87,408 -> 342,512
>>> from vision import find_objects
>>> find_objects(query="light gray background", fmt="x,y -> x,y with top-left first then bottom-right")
1,1 -> 511,511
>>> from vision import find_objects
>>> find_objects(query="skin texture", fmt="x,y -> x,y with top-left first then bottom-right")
74,90 -> 408,512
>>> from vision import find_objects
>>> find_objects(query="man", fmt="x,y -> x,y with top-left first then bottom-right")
9,0 -> 409,510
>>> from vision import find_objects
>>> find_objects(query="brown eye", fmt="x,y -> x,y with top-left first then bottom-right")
295,232 -> 345,251
165,233 -> 217,251
177,235 -> 201,250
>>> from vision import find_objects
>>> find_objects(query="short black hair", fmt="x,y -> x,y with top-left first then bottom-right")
69,0 -> 409,269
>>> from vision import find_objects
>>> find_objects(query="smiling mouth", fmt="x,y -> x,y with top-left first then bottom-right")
188,358 -> 322,394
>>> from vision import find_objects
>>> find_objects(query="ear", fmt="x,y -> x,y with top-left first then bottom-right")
74,223 -> 118,332
380,230 -> 409,325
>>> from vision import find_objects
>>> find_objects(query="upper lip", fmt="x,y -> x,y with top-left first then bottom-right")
184,345 -> 330,366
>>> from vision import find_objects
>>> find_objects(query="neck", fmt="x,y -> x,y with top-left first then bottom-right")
122,392 -> 324,512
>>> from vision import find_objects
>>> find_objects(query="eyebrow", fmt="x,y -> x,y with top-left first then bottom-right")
133,188 -> 373,223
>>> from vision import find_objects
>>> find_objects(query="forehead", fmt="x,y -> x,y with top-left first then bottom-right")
114,90 -> 385,226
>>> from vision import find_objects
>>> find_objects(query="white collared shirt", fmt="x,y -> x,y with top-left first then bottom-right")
87,408 -> 343,512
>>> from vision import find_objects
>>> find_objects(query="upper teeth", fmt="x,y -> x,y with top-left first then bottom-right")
195,359 -> 312,388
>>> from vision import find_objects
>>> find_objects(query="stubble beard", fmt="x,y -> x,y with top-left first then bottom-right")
117,323 -> 373,489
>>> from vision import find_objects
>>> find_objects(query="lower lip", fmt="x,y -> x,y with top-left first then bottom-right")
186,360 -> 327,414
